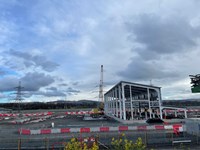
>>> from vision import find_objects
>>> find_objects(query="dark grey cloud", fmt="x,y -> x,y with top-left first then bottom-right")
66,87 -> 80,93
118,56 -> 178,80
32,55 -> 59,72
58,83 -> 68,86
44,91 -> 66,97
20,72 -> 54,91
9,49 -> 32,59
0,71 -> 80,100
0,77 -> 18,91
71,81 -> 79,86
30,86 -> 80,97
127,14 -> 200,59
119,14 -> 200,81
17,86 -> 67,98
46,87 -> 57,91
27,90 -> 66,97
45,86 -> 66,97
8,49 -> 59,72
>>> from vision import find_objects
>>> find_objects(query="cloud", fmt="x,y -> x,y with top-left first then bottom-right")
23,84 -> 81,98
118,14 -> 200,81
118,56 -> 179,81
46,87 -> 57,91
0,68 -> 8,76
127,14 -> 200,59
44,90 -> 66,97
1,0 -> 200,101
44,91 -> 66,97
0,72 -> 55,97
0,76 -> 19,91
58,83 -> 68,86
71,81 -> 79,86
29,86 -> 80,98
46,86 -> 81,97
66,87 -> 80,94
26,90 -> 66,98
0,20 -> 17,50
20,72 -> 55,91
7,49 -> 59,72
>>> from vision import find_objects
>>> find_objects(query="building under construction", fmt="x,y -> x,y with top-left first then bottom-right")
104,81 -> 163,122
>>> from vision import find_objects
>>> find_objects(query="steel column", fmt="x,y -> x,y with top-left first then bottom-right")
122,83 -> 126,120
129,85 -> 133,120
118,85 -> 122,119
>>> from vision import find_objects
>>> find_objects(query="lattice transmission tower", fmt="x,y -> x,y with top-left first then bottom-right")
15,81 -> 24,113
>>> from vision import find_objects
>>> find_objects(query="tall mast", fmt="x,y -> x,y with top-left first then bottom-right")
99,65 -> 104,102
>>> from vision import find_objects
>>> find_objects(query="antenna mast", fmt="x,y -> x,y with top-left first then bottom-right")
99,65 -> 104,102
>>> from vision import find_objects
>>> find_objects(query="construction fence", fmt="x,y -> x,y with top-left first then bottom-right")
0,130 -> 199,150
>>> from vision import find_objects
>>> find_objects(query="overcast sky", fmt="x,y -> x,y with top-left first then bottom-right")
0,0 -> 200,102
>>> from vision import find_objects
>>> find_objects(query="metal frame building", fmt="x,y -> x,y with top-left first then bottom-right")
104,81 -> 163,121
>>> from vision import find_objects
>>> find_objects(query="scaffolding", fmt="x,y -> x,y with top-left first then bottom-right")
104,81 -> 163,122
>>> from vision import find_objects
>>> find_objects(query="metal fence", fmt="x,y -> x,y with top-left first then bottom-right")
0,131 -> 199,150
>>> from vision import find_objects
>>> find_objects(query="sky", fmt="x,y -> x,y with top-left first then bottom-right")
0,0 -> 200,103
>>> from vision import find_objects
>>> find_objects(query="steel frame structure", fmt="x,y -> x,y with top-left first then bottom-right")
104,81 -> 163,121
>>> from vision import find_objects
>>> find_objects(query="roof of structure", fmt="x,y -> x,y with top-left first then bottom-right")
105,81 -> 161,95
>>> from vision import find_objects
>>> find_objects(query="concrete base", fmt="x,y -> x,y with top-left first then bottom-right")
106,114 -> 146,124
163,119 -> 185,124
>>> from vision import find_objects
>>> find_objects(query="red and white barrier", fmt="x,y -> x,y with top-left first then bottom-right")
19,124 -> 184,135
65,111 -> 92,115
0,112 -> 53,118
65,111 -> 103,115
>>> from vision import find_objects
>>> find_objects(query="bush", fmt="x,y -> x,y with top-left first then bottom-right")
65,134 -> 145,150
64,138 -> 99,150
111,133 -> 146,150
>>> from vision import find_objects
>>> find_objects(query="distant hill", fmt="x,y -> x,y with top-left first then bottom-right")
163,98 -> 200,101
47,99 -> 100,105
162,99 -> 200,107
0,100 -> 100,110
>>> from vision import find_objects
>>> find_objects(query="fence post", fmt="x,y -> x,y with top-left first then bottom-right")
44,137 -> 49,150
18,138 -> 21,150
46,138 -> 49,150
144,132 -> 147,146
